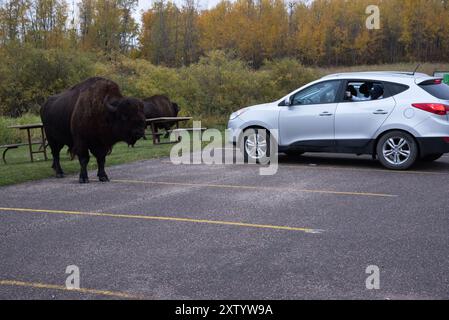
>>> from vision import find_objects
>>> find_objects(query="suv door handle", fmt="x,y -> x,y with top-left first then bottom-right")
373,109 -> 388,115
319,112 -> 333,116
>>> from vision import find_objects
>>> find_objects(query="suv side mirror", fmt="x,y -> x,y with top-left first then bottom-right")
279,96 -> 293,107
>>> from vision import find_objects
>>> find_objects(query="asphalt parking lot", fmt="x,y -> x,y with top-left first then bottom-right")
1,151 -> 449,299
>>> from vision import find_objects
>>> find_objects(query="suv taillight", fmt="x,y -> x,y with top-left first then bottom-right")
412,103 -> 449,116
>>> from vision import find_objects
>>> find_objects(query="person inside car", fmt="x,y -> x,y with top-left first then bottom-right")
351,83 -> 372,101
344,84 -> 358,100
370,84 -> 384,100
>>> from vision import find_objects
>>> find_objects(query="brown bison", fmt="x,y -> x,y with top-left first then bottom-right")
40,77 -> 146,183
143,95 -> 180,136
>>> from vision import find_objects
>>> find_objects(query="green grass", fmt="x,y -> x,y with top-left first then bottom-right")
0,124 -> 227,187
0,139 -> 174,186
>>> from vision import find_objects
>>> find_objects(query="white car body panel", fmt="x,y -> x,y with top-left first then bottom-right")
228,71 -> 449,160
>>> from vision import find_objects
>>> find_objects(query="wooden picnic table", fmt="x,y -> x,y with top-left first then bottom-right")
7,123 -> 48,162
146,117 -> 193,145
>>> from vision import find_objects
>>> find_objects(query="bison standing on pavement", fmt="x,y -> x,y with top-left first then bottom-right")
143,95 -> 180,137
40,77 -> 146,183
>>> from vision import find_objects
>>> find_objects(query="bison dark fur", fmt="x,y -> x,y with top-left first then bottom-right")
40,77 -> 146,183
143,95 -> 180,137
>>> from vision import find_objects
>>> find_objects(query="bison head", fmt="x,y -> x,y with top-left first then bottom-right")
105,97 -> 146,146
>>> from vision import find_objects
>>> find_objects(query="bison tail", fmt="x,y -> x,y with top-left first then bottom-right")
68,146 -> 76,160
69,141 -> 83,160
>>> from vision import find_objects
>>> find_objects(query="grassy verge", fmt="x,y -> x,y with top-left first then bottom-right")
0,123 -> 227,187
0,138 -> 174,187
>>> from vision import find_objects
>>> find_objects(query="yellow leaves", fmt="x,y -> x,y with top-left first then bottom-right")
3,0 -> 449,67
197,0 -> 289,67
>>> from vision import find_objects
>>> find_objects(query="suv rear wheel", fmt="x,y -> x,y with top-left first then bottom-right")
377,131 -> 418,170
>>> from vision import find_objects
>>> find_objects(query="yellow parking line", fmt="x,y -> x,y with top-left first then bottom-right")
113,179 -> 397,198
0,207 -> 321,234
0,280 -> 144,299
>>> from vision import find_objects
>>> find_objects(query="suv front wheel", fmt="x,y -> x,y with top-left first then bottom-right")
241,127 -> 273,165
376,131 -> 418,170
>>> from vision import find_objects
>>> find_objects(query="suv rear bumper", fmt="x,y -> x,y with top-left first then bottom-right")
416,137 -> 449,157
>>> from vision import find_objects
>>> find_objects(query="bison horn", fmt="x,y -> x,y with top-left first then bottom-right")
104,96 -> 117,113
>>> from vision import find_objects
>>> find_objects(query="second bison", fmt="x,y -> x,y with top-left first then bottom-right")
143,95 -> 180,136
40,77 -> 146,183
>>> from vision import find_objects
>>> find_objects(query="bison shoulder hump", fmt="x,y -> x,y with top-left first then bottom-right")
68,77 -> 120,94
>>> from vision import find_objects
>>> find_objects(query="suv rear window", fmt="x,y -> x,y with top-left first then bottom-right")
419,82 -> 449,99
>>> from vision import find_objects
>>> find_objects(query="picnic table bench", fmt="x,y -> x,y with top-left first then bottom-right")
2,123 -> 48,163
146,117 -> 207,145
2,118 -> 207,163
0,141 -> 47,164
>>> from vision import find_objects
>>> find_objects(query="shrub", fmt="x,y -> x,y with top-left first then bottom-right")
0,113 -> 42,145
0,45 -> 94,116
261,58 -> 318,97
176,51 -> 270,116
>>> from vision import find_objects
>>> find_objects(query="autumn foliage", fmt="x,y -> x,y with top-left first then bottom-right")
141,0 -> 449,67
1,0 -> 449,117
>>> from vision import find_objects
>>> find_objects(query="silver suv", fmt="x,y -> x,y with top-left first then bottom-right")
228,72 -> 449,170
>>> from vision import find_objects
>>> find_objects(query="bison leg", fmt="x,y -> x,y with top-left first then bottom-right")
77,147 -> 90,184
48,140 -> 64,178
97,158 -> 109,182
91,148 -> 109,182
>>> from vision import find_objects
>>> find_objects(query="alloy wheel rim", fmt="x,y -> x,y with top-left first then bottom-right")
382,137 -> 411,165
245,133 -> 267,160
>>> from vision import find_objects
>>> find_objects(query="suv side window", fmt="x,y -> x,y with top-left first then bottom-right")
343,81 -> 385,102
384,82 -> 410,97
291,80 -> 341,106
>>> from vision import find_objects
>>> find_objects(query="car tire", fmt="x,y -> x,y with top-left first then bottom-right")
240,127 -> 273,165
421,153 -> 444,162
376,131 -> 418,170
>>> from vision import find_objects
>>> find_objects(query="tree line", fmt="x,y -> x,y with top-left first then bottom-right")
1,0 -> 449,67
1,0 -> 449,117
143,0 -> 449,67
0,0 -> 139,53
